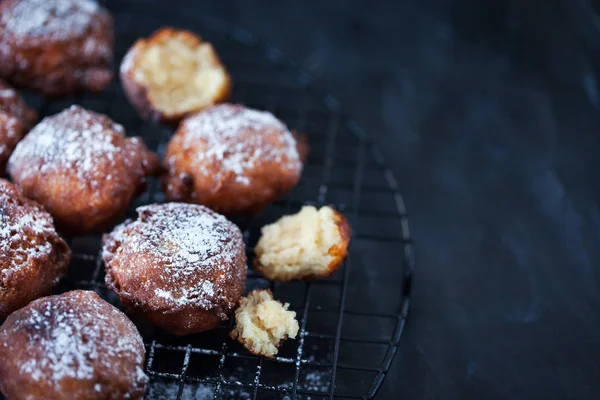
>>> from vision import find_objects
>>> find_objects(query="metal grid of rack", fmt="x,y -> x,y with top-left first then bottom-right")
1,1 -> 413,398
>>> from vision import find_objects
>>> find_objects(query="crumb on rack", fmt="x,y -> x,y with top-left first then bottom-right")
230,289 -> 299,357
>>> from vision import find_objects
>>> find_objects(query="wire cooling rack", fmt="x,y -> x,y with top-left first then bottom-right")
2,1 -> 413,398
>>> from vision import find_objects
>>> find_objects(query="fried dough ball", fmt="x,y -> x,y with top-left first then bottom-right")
0,179 -> 70,317
7,105 -> 159,235
0,0 -> 114,96
0,290 -> 147,400
255,206 -> 351,281
163,104 -> 303,215
0,79 -> 37,175
230,289 -> 299,358
121,27 -> 231,124
102,203 -> 247,336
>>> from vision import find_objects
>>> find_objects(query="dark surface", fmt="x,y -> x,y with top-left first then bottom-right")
192,0 -> 600,399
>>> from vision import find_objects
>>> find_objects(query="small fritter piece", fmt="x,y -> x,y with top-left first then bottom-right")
230,289 -> 299,358
7,105 -> 159,235
163,104 -> 303,215
121,27 -> 231,123
0,290 -> 147,400
0,79 -> 37,175
255,206 -> 351,281
0,179 -> 70,317
102,203 -> 247,336
0,0 -> 114,96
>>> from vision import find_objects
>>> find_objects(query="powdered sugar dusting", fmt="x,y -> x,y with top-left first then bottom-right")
0,180 -> 54,272
302,370 -> 331,392
103,203 -> 245,311
0,114 -> 20,148
0,89 -> 16,99
175,104 -> 301,186
120,46 -> 136,75
154,281 -> 215,307
0,78 -> 37,169
1,0 -> 99,40
8,105 -> 123,185
0,78 -> 37,132
0,291 -> 146,392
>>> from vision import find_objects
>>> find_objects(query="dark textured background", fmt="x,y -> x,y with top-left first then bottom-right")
190,0 -> 600,398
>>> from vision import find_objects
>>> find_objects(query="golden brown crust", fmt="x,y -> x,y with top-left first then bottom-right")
0,114 -> 27,177
325,209 -> 352,275
162,103 -> 303,215
0,79 -> 37,126
7,105 -> 159,235
293,132 -> 310,163
102,203 -> 247,336
0,290 -> 147,400
0,178 -> 70,317
120,27 -> 231,124
0,0 -> 114,96
0,79 -> 37,175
